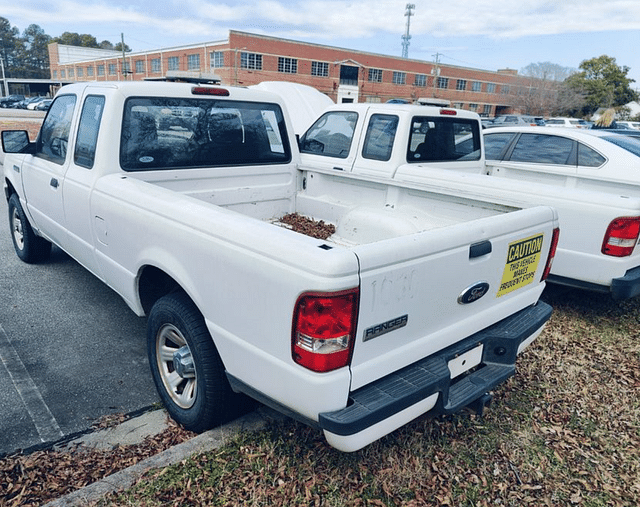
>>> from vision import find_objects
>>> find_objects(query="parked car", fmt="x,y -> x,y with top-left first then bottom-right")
0,94 -> 25,108
615,121 -> 640,130
34,99 -> 52,111
487,115 -> 545,128
484,126 -> 640,182
544,117 -> 589,128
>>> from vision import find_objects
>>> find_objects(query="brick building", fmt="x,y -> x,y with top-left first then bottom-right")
48,30 -> 530,116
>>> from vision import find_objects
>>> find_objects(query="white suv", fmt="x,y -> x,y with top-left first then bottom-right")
545,117 -> 589,128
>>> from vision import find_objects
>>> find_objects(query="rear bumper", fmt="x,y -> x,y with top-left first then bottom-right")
548,265 -> 640,300
611,266 -> 640,300
319,301 -> 552,447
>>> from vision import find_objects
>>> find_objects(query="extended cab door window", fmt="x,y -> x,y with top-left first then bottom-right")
74,95 -> 105,169
362,114 -> 398,161
36,94 -> 77,164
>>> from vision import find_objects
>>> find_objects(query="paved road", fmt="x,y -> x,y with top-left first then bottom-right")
0,192 -> 159,456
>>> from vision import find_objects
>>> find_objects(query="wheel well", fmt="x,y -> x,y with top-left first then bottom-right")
4,178 -> 16,201
138,266 -> 182,315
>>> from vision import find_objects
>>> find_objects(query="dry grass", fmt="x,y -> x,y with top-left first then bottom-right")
96,285 -> 639,507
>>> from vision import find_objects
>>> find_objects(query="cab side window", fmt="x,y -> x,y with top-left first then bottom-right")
300,111 -> 357,159
36,94 -> 77,165
74,95 -> 105,169
484,133 -> 515,160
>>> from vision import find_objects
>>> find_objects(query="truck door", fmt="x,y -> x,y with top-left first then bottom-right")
61,95 -> 106,276
21,94 -> 77,248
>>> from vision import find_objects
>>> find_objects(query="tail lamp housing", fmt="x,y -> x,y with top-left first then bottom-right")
602,217 -> 640,257
541,227 -> 560,281
292,289 -> 359,373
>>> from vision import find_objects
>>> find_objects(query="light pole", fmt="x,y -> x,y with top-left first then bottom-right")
0,57 -> 8,97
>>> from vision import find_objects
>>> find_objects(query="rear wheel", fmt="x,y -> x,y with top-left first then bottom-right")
147,291 -> 237,432
8,193 -> 51,263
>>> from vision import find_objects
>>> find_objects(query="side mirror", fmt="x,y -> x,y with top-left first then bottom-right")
1,130 -> 35,154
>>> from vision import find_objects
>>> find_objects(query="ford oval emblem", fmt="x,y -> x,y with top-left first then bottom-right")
458,282 -> 490,305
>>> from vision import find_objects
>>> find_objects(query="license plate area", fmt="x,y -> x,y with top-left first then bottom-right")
448,344 -> 484,379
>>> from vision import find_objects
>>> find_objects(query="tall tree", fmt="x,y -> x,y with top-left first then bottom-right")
513,62 -> 584,116
52,32 -> 100,48
20,24 -> 51,78
566,55 -> 638,116
0,17 -> 21,77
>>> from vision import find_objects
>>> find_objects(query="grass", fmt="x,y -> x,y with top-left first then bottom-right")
95,284 -> 640,507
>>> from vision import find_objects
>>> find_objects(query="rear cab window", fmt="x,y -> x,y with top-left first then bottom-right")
407,116 -> 481,162
120,97 -> 291,171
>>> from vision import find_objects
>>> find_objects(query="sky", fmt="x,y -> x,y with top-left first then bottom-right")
2,0 -> 640,87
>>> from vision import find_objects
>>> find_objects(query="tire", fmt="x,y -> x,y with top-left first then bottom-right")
8,193 -> 52,263
147,291 -> 237,432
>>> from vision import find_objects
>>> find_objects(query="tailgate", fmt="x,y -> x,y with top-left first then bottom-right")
348,205 -> 557,390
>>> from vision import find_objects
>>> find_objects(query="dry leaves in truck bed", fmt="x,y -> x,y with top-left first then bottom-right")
278,213 -> 336,240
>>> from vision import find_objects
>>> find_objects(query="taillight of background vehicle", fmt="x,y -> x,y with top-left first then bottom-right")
541,228 -> 560,281
292,289 -> 359,373
602,217 -> 640,257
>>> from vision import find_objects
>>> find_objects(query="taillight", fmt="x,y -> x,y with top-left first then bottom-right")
292,289 -> 359,373
541,227 -> 560,281
191,86 -> 230,96
602,217 -> 640,257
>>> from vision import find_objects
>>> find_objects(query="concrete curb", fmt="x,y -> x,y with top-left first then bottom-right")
43,409 -> 276,507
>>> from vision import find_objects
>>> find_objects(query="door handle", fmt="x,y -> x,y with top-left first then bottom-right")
50,178 -> 59,188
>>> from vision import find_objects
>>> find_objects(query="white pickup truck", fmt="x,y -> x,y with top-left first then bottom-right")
2,80 -> 558,452
298,102 -> 640,299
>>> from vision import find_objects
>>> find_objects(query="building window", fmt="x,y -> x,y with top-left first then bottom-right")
135,60 -> 145,74
437,77 -> 449,89
97,65 -> 104,76
456,79 -> 467,91
469,103 -> 478,111
59,70 -> 65,78
77,68 -> 83,78
392,72 -> 406,85
53,70 -> 58,79
278,57 -> 297,74
501,85 -> 510,94
483,104 -> 492,115
151,58 -> 161,73
472,81 -> 482,92
168,56 -> 179,71
87,66 -> 94,77
241,52 -> 262,70
69,68 -> 75,78
454,102 -> 464,109
368,68 -> 383,83
311,61 -> 329,77
122,62 -> 131,75
414,74 -> 427,87
211,51 -> 224,68
188,54 -> 200,71
108,64 -> 116,76
486,83 -> 496,93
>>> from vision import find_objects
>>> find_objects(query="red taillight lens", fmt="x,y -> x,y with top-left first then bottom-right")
292,289 -> 359,372
440,109 -> 457,115
602,217 -> 640,257
541,227 -> 560,281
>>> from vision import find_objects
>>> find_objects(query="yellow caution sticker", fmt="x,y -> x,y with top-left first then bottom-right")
497,233 -> 544,298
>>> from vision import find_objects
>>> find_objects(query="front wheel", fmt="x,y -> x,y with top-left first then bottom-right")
8,193 -> 51,263
147,291 -> 237,432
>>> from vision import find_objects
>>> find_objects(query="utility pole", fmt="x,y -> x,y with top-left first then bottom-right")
401,4 -> 415,59
432,52 -> 441,96
0,57 -> 8,97
121,33 -> 127,80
